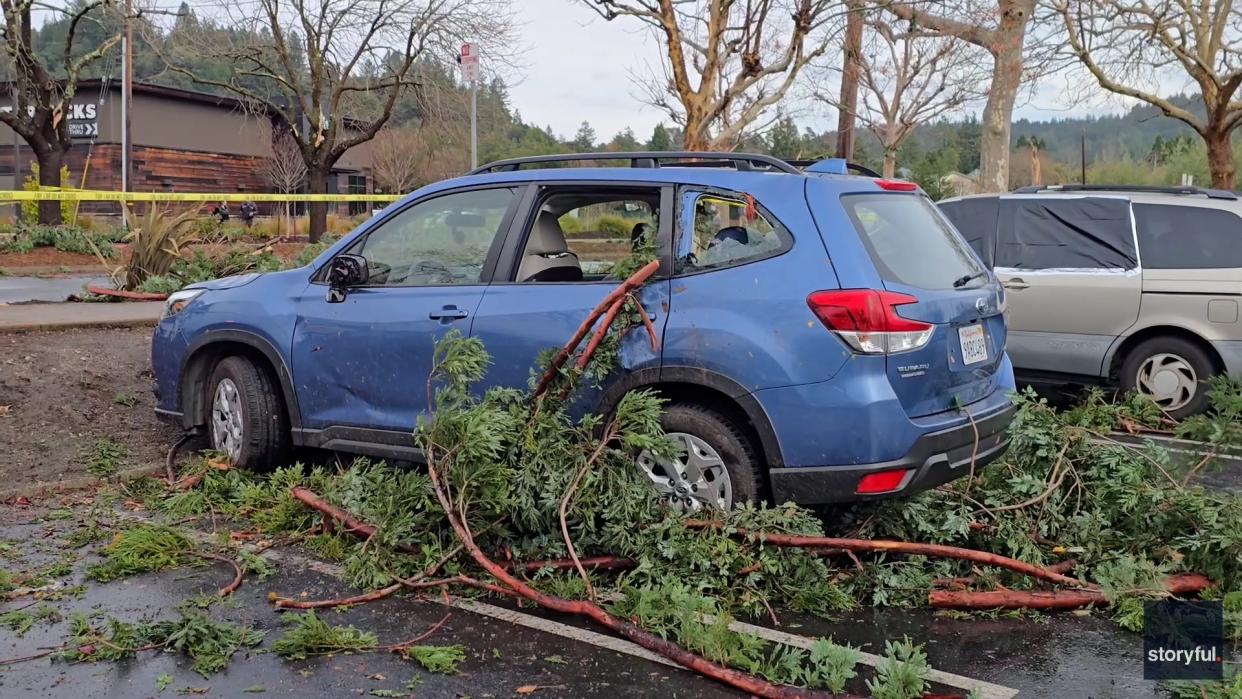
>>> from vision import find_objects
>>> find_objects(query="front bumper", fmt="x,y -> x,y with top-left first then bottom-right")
767,400 -> 1016,505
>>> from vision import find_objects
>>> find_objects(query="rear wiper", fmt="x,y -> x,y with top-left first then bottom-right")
952,271 -> 988,288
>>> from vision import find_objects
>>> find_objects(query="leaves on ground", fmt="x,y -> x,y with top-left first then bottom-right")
271,611 -> 378,660
402,644 -> 467,673
86,524 -> 195,582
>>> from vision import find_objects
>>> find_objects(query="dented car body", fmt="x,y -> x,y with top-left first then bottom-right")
151,152 -> 1015,508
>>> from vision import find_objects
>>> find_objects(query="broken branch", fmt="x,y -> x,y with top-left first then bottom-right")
273,583 -> 403,610
683,520 -> 1091,589
931,573 -> 1211,610
188,552 -> 244,597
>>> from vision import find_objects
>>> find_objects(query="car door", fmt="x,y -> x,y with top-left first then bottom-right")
994,196 -> 1142,376
469,182 -> 671,412
290,185 -> 523,435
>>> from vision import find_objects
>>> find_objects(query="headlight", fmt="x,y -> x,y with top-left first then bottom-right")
162,289 -> 205,320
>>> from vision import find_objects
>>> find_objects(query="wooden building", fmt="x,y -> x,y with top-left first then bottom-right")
0,80 -> 373,214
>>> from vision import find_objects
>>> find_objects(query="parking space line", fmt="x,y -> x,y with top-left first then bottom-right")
141,516 -> 1019,697
722,618 -> 1019,699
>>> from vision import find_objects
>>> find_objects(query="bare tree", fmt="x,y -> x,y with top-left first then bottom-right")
0,0 -> 120,224
582,0 -> 839,150
819,15 -> 985,177
870,0 -> 1042,191
154,0 -> 512,242
1055,0 -> 1242,188
261,125 -> 307,234
370,127 -> 422,194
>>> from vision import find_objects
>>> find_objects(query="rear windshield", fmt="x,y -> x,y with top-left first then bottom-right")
843,194 -> 986,289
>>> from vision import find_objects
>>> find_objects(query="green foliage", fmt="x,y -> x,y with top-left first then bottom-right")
271,611 -> 378,659
292,235 -> 339,267
866,637 -> 930,699
589,214 -> 631,237
117,206 -> 204,291
86,524 -> 195,582
22,163 -> 74,223
863,385 -> 1242,627
86,438 -> 129,478
0,223 -> 118,258
400,644 -> 467,673
0,604 -> 61,637
63,611 -> 264,676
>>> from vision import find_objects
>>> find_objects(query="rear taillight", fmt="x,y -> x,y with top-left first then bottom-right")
856,468 -> 912,494
807,289 -> 934,354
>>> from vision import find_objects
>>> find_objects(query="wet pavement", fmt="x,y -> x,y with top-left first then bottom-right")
4,501 -> 1232,699
0,275 -> 106,304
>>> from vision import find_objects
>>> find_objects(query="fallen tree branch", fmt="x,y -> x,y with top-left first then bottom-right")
534,259 -> 659,398
683,520 -> 1091,589
188,552 -> 244,597
424,449 -> 846,699
931,573 -> 1211,610
508,555 -> 635,573
273,583 -> 402,610
290,487 -> 379,539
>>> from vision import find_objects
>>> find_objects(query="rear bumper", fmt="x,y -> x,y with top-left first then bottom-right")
767,400 -> 1016,505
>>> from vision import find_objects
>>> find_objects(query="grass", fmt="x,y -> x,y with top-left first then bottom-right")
86,438 -> 129,478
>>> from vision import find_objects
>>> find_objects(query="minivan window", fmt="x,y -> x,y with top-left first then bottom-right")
938,197 -> 999,266
843,194 -> 985,289
1135,203 -> 1242,269
997,198 -> 1136,270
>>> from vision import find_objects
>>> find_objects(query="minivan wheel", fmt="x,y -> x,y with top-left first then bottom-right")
635,404 -> 762,511
205,356 -> 290,470
1119,337 -> 1215,419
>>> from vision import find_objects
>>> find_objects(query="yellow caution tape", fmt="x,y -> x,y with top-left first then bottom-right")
0,189 -> 401,203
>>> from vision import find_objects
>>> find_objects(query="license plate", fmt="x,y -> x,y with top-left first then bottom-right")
958,324 -> 988,365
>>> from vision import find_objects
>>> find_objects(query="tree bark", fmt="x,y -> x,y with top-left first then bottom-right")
882,148 -> 897,178
36,147 -> 64,225
1205,129 -> 1237,189
307,165 -> 328,243
978,51 -> 1021,191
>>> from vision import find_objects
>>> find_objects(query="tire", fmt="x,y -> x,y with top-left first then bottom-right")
1118,336 -> 1217,419
205,356 -> 291,471
635,403 -> 763,511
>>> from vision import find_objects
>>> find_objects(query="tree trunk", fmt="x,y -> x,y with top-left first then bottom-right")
307,166 -> 328,243
978,1 -> 1032,192
1205,130 -> 1237,189
36,147 -> 64,226
882,149 -> 897,178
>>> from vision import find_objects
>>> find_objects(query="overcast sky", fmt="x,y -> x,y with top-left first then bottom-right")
507,0 -> 1138,141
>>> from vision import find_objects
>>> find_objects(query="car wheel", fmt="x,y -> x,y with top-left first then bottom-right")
206,356 -> 290,470
1119,337 -> 1216,419
635,404 -> 762,511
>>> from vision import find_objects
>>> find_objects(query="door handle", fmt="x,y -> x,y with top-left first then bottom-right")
429,305 -> 469,321
641,304 -> 659,321
1002,279 -> 1030,290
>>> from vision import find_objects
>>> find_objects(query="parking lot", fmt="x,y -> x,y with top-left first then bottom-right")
1,326 -> 1237,698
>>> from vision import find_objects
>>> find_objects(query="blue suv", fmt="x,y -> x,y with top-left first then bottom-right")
151,152 -> 1016,511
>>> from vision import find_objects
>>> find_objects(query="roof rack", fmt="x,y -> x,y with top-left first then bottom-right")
468,151 -> 801,176
1013,184 -> 1238,201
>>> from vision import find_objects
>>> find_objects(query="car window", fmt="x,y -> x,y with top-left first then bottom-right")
676,192 -> 787,273
843,193 -> 985,289
997,198 -> 1136,270
356,187 -> 515,286
517,193 -> 658,282
938,197 -> 999,266
1135,203 -> 1242,269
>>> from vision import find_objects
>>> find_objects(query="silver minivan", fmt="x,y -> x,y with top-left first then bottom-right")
940,184 -> 1242,418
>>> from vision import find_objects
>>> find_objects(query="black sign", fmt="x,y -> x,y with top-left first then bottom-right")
1143,600 -> 1224,680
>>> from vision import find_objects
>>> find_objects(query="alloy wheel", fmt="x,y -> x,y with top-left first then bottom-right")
636,432 -> 733,512
211,378 -> 244,462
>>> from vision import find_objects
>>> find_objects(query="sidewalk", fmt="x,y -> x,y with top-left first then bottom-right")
0,301 -> 163,332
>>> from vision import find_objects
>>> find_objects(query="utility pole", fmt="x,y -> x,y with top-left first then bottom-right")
1080,128 -> 1087,185
13,3 -> 30,220
834,1 -> 862,160
458,43 -> 479,169
122,0 -> 133,195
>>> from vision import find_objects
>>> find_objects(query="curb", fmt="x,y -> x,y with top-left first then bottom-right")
0,464 -> 162,503
0,316 -> 160,333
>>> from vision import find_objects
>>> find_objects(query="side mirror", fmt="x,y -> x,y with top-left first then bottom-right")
325,254 -> 369,302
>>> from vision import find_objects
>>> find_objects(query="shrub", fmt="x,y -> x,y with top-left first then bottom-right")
291,235 -> 339,268
558,214 -> 583,235
21,163 -> 74,224
116,206 -> 203,290
591,214 -> 632,237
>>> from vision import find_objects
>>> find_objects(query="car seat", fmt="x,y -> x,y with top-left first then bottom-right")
518,212 -> 583,282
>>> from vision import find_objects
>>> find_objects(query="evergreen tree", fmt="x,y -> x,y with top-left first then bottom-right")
647,124 -> 673,151
570,121 -> 598,152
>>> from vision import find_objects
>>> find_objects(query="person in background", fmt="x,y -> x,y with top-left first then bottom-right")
211,201 -> 230,224
240,201 -> 258,228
